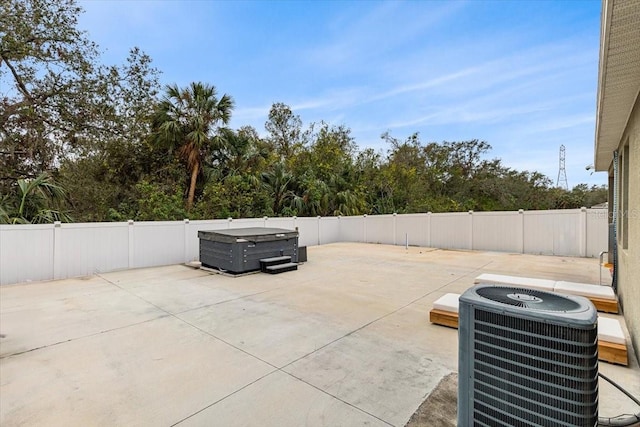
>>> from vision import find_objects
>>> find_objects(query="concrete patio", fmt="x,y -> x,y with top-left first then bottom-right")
1,242 -> 638,426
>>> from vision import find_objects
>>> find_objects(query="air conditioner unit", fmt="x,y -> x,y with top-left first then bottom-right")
458,285 -> 598,427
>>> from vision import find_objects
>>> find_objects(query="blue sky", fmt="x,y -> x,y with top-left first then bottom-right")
79,0 -> 606,187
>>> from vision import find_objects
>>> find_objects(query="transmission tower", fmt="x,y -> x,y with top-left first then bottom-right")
557,145 -> 568,190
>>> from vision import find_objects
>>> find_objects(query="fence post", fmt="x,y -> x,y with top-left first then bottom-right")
518,209 -> 525,254
393,212 -> 397,245
580,207 -> 587,257
426,212 -> 432,247
183,219 -> 190,263
317,216 -> 321,245
363,214 -> 367,243
263,216 -> 268,228
53,221 -> 62,279
128,220 -> 135,268
468,210 -> 474,250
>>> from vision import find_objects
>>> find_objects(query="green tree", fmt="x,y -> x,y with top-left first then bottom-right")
152,82 -> 234,211
0,173 -> 71,224
209,126 -> 269,178
265,103 -> 307,161
381,132 -> 465,212
134,180 -> 187,221
196,174 -> 270,219
568,184 -> 608,208
353,148 -> 391,214
0,0 -> 160,194
377,133 -> 564,213
261,162 -> 296,215
1,0 -> 97,185
297,123 -> 365,215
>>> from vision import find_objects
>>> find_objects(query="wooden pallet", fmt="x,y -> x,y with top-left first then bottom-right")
429,309 -> 627,366
429,309 -> 459,329
598,341 -> 628,366
589,297 -> 619,314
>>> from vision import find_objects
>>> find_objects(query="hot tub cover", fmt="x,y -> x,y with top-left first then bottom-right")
198,227 -> 298,244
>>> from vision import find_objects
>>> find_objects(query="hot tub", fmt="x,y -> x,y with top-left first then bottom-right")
198,227 -> 298,274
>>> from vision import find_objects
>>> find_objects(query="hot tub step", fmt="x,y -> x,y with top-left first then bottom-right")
265,262 -> 298,274
259,256 -> 292,272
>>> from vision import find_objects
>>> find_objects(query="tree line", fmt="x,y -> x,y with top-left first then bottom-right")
0,0 -> 606,224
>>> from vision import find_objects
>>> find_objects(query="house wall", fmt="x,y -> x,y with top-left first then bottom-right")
616,95 -> 640,359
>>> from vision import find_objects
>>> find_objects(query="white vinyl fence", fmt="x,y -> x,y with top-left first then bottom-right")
0,208 -> 608,285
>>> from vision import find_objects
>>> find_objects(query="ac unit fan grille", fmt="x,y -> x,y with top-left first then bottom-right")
471,309 -> 598,427
476,286 -> 581,311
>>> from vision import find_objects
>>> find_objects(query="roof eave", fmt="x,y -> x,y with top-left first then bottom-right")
594,0 -> 614,171
594,0 -> 640,172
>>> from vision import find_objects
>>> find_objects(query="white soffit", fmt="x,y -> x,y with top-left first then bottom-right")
594,0 -> 640,171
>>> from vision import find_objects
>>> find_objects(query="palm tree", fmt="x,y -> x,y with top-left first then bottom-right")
261,162 -> 296,215
212,127 -> 268,177
0,173 -> 72,224
152,82 -> 234,210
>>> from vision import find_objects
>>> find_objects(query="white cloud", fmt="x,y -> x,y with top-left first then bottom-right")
233,105 -> 271,122
303,1 -> 467,70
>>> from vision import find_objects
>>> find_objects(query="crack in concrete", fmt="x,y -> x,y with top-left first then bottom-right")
1,260 -> 491,426
0,315 -> 169,360
170,260 -> 493,427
